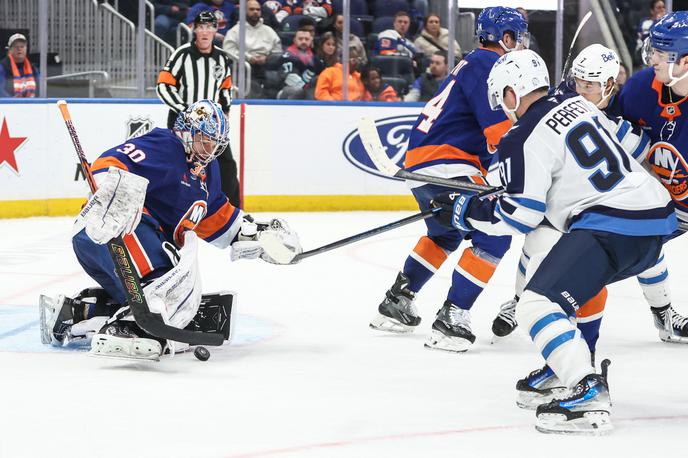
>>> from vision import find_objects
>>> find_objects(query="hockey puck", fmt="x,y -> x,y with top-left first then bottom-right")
194,346 -> 210,361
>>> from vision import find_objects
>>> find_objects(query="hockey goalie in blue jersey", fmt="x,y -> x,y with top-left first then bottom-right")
38,100 -> 301,361
431,50 -> 676,434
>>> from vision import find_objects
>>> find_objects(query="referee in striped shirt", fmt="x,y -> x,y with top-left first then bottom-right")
157,10 -> 240,207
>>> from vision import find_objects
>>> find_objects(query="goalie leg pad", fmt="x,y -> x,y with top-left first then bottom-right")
185,291 -> 237,342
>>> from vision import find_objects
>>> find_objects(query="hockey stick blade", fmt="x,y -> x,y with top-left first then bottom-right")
58,100 -> 224,347
357,117 -> 503,198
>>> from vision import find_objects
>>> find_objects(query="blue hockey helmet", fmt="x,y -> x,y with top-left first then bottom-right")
476,6 -> 529,51
646,11 -> 688,62
174,99 -> 229,165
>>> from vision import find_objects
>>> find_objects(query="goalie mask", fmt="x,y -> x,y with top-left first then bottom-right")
487,49 -> 550,122
567,44 -> 620,108
174,100 -> 229,165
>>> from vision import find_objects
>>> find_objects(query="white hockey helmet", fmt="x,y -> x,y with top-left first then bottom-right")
570,44 -> 620,85
487,49 -> 550,121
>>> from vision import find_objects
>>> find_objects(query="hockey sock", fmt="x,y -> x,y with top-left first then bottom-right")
448,247 -> 499,310
402,236 -> 449,292
517,290 -> 594,387
575,287 -> 608,352
637,249 -> 671,309
515,249 -> 529,297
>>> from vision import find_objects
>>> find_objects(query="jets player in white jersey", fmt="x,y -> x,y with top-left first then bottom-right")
491,44 -> 688,346
431,50 -> 677,435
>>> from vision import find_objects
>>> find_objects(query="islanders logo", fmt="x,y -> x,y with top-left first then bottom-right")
649,141 -> 688,201
342,115 -> 417,180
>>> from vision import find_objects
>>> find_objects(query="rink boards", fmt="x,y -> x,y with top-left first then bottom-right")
0,99 -> 425,218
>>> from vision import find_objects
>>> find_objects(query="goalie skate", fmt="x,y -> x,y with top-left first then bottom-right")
370,272 -> 420,334
516,365 -> 568,410
652,305 -> 688,343
535,360 -> 612,436
39,294 -> 78,346
90,321 -> 163,362
424,301 -> 475,353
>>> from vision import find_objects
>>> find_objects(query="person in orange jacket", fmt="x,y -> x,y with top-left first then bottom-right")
314,47 -> 365,101
361,66 -> 400,102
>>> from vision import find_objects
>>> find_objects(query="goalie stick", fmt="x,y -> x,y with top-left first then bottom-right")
57,100 -> 224,346
259,209 -> 439,264
357,117 -> 504,199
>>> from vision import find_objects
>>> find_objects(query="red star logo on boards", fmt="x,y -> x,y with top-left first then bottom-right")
0,117 -> 28,174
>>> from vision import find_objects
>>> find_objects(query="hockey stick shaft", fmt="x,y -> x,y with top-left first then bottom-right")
292,208 -> 439,263
57,100 -> 224,346
560,11 -> 592,83
357,117 -> 504,199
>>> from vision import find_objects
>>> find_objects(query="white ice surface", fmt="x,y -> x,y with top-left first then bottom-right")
1,213 -> 687,458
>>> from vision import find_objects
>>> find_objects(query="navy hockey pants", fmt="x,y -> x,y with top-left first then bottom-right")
526,230 -> 663,317
72,217 -> 175,304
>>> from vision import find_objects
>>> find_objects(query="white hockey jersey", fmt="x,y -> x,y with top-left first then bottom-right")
467,93 -> 677,237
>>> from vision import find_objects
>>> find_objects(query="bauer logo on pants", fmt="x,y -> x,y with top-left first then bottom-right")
342,115 -> 417,180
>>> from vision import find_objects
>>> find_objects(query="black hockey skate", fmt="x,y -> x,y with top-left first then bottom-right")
651,304 -> 688,343
369,272 -> 421,333
90,319 -> 164,361
535,359 -> 612,436
492,296 -> 518,339
516,365 -> 568,410
424,301 -> 475,353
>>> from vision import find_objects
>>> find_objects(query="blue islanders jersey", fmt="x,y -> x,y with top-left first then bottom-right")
405,48 -> 512,183
620,67 -> 688,221
90,128 -> 242,249
465,93 -> 676,237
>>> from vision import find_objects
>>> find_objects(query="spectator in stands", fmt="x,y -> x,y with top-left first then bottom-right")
405,51 -> 447,102
278,28 -> 324,99
262,0 -> 290,25
413,14 -> 461,59
316,32 -> 338,68
333,14 -> 367,65
223,0 -> 283,96
154,1 -> 190,45
362,66 -> 400,101
296,16 -> 317,37
0,34 -> 38,98
315,47 -> 365,100
516,7 -> 540,54
186,0 -> 235,44
637,1 -> 666,55
374,11 -> 418,58
156,11 -> 239,206
283,0 -> 334,31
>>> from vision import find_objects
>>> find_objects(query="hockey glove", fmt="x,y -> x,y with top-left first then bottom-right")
230,217 -> 303,264
431,191 -> 475,232
77,167 -> 149,244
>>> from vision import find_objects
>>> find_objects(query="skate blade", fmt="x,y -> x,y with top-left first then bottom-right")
369,313 -> 416,334
535,411 -> 613,436
490,332 -> 515,345
89,335 -> 161,362
424,330 -> 471,353
658,330 -> 688,344
516,387 -> 568,410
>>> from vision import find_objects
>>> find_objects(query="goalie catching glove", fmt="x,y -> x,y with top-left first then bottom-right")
75,167 -> 149,244
230,216 -> 302,264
